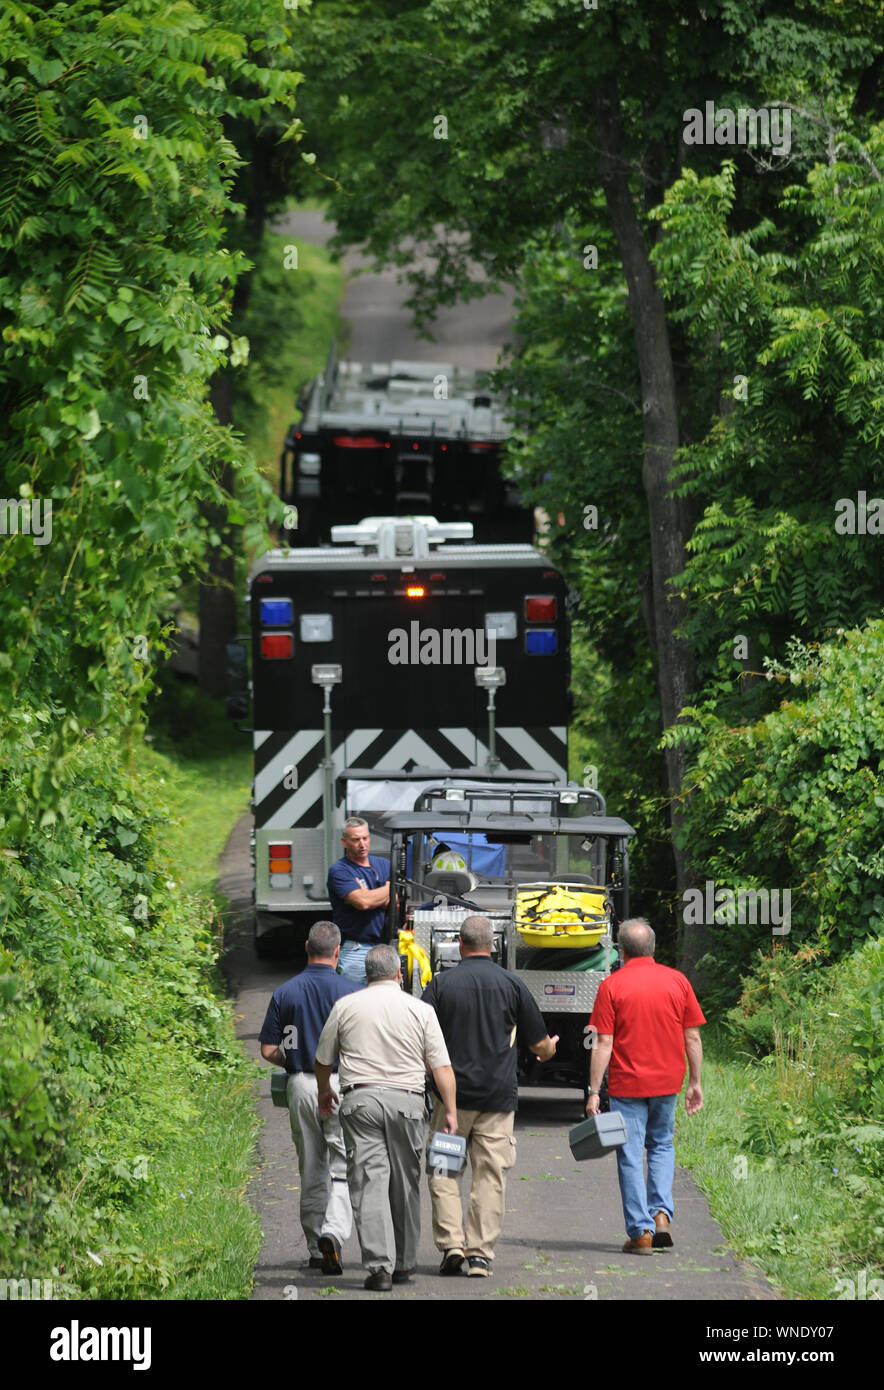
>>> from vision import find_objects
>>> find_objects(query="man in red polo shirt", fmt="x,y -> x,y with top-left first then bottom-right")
586,918 -> 705,1254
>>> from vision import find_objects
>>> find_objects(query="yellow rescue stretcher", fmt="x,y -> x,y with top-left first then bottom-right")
514,882 -> 610,949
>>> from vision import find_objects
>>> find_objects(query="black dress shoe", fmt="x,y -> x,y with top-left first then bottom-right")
319,1234 -> 343,1274
439,1249 -> 464,1275
364,1270 -> 393,1291
392,1267 -> 415,1284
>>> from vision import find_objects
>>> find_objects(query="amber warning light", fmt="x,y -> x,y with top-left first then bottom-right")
406,586 -> 426,598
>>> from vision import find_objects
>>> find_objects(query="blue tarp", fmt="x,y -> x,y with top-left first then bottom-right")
407,832 -> 506,878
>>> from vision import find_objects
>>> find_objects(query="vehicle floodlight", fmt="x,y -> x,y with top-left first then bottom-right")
311,664 -> 342,687
474,666 -> 506,689
444,789 -> 466,801
559,790 -> 579,804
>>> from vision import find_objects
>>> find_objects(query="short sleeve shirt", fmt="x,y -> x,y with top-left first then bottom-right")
258,963 -> 361,1072
589,957 -> 706,1097
326,853 -> 390,944
422,956 -> 548,1112
315,980 -> 450,1092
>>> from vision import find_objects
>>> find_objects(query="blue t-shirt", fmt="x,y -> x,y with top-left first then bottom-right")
258,963 -> 361,1071
326,853 -> 391,944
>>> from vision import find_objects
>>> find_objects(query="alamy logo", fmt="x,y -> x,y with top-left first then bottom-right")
834,491 -> 884,534
682,101 -> 791,156
0,497 -> 52,546
683,880 -> 791,934
0,1277 -> 53,1300
387,622 -> 496,667
49,1321 -> 151,1371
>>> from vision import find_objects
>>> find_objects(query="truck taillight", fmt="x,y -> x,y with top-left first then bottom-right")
333,435 -> 384,448
269,842 -> 293,889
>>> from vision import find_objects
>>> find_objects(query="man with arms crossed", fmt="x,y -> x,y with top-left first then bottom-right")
421,915 -> 559,1278
315,944 -> 457,1292
327,816 -> 390,985
586,917 -> 705,1253
258,921 -> 360,1274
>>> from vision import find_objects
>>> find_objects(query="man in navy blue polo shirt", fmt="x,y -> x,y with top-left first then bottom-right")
259,920 -> 361,1274
327,816 -> 391,986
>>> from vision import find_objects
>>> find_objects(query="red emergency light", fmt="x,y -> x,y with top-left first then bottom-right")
333,435 -> 384,449
261,633 -> 294,659
525,595 -> 557,622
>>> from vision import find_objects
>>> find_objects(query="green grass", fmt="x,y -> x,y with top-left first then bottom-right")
674,1028 -> 879,1300
145,681 -> 251,901
76,684 -> 262,1300
128,1070 -> 261,1300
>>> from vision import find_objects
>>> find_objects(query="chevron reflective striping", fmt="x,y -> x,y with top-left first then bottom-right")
254,730 -> 323,807
252,725 -> 569,828
496,726 -> 568,779
438,728 -> 479,764
254,728 -> 383,828
365,729 -> 461,771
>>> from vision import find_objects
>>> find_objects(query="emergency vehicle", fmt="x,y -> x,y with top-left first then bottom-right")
383,778 -> 636,1108
235,515 -> 571,955
279,344 -> 530,543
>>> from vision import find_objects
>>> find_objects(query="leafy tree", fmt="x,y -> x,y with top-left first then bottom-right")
0,0 -> 302,1277
664,621 -> 884,1002
297,0 -> 883,970
652,142 -> 884,711
0,0 -> 301,780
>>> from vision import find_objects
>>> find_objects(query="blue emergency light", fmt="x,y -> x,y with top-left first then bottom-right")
526,629 -> 558,655
261,598 -> 293,626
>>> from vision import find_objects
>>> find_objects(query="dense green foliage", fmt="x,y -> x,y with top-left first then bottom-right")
668,622 -> 884,997
0,730 -> 258,1294
0,0 -> 306,1293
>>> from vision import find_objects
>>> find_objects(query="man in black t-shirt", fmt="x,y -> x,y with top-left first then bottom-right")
421,915 -> 558,1278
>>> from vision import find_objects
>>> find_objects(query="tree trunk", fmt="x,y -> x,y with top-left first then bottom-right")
594,75 -> 706,978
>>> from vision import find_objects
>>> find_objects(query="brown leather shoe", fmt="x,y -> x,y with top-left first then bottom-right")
653,1210 -> 673,1249
622,1231 -> 654,1255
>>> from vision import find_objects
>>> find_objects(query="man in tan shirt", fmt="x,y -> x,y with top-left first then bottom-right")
315,943 -> 457,1292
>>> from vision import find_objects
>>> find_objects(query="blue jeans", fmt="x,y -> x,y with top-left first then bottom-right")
609,1094 -> 677,1240
338,939 -> 372,985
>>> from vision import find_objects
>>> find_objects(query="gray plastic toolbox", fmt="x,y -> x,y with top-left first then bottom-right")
568,1112 -> 628,1159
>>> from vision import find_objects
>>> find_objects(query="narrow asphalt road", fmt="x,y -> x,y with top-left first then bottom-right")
273,208 -> 516,369
219,812 -> 779,1303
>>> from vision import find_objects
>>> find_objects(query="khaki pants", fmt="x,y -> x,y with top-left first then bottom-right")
339,1086 -> 427,1275
427,1100 -> 516,1261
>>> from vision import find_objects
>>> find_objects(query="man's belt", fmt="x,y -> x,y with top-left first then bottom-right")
342,1084 -> 425,1096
